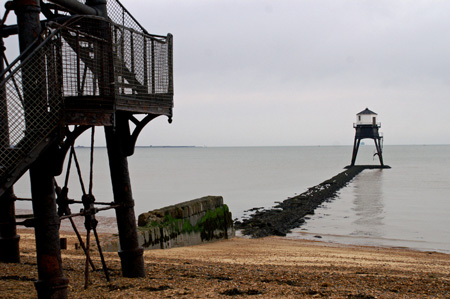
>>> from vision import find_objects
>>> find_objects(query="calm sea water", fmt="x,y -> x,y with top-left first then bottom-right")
288,145 -> 450,254
14,145 -> 450,253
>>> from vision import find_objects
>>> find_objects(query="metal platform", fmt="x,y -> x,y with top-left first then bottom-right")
0,3 -> 173,197
344,165 -> 391,169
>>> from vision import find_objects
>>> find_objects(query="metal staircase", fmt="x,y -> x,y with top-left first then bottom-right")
0,0 -> 173,197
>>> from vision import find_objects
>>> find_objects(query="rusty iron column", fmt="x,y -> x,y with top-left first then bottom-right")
0,189 -> 20,263
14,0 -> 41,52
15,0 -> 46,134
105,113 -> 145,278
350,136 -> 360,167
374,138 -> 384,166
30,152 -> 69,298
0,36 -> 21,263
14,0 -> 68,297
89,0 -> 145,278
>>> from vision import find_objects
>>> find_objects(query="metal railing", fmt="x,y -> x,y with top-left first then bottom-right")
112,23 -> 173,103
0,26 -> 63,194
61,16 -> 173,110
353,122 -> 381,128
0,12 -> 173,195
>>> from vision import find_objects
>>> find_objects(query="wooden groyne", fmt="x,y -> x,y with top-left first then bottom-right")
235,166 -> 389,238
104,196 -> 234,251
135,196 -> 234,250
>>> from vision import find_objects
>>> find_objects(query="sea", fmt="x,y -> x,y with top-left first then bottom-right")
13,145 -> 450,254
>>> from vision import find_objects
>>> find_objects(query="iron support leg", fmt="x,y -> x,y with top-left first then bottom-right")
0,15 -> 17,262
0,39 -> 19,263
14,0 -> 41,53
105,116 -> 145,278
30,152 -> 68,299
0,188 -> 20,263
374,139 -> 384,166
350,137 -> 360,166
14,2 -> 68,296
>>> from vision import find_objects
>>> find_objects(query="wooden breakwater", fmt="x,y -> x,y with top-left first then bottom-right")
235,166 -> 389,238
132,196 -> 234,250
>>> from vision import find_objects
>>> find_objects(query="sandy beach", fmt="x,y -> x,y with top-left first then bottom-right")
1,229 -> 449,298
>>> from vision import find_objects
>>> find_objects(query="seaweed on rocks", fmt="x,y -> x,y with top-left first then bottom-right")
235,166 -> 367,238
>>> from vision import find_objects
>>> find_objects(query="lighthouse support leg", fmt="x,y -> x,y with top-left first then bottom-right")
374,138 -> 384,166
350,137 -> 361,166
105,113 -> 145,278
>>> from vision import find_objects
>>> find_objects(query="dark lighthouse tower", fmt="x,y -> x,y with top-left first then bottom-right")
350,108 -> 385,167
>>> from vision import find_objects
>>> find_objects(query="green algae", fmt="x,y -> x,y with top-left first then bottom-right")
138,204 -> 232,239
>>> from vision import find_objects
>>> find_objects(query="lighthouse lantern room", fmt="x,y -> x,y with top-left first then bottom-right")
356,108 -> 378,126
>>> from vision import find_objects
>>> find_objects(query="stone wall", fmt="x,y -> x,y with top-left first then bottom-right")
136,196 -> 234,250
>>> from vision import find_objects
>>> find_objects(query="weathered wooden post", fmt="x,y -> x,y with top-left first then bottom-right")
14,0 -> 68,297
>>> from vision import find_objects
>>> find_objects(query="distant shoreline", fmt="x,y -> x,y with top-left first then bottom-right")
139,145 -> 200,148
76,145 -> 202,148
74,144 -> 450,149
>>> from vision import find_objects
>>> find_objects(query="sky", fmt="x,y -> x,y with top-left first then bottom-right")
7,0 -> 450,146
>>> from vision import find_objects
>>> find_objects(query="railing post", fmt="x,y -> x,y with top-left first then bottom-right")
130,31 -> 135,95
143,37 -> 148,92
151,39 -> 155,94
0,38 -> 8,145
168,34 -> 173,95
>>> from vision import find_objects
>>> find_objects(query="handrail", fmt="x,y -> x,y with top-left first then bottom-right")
353,122 -> 381,128
0,24 -> 64,196
48,0 -> 98,16
108,0 -> 148,34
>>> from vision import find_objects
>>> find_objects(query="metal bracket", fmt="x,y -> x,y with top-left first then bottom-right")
124,113 -> 158,156
53,125 -> 91,176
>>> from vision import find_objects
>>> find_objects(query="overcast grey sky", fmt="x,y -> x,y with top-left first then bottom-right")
127,0 -> 450,147
16,0 -> 450,146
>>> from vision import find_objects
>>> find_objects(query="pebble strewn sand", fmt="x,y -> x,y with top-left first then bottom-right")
1,229 -> 449,298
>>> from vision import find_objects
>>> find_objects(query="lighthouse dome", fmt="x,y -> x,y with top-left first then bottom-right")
356,108 -> 378,126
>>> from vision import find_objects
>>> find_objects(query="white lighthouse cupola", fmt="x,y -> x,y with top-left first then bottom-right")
356,108 -> 378,126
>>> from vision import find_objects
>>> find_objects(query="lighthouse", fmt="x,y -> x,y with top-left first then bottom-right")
350,108 -> 385,167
